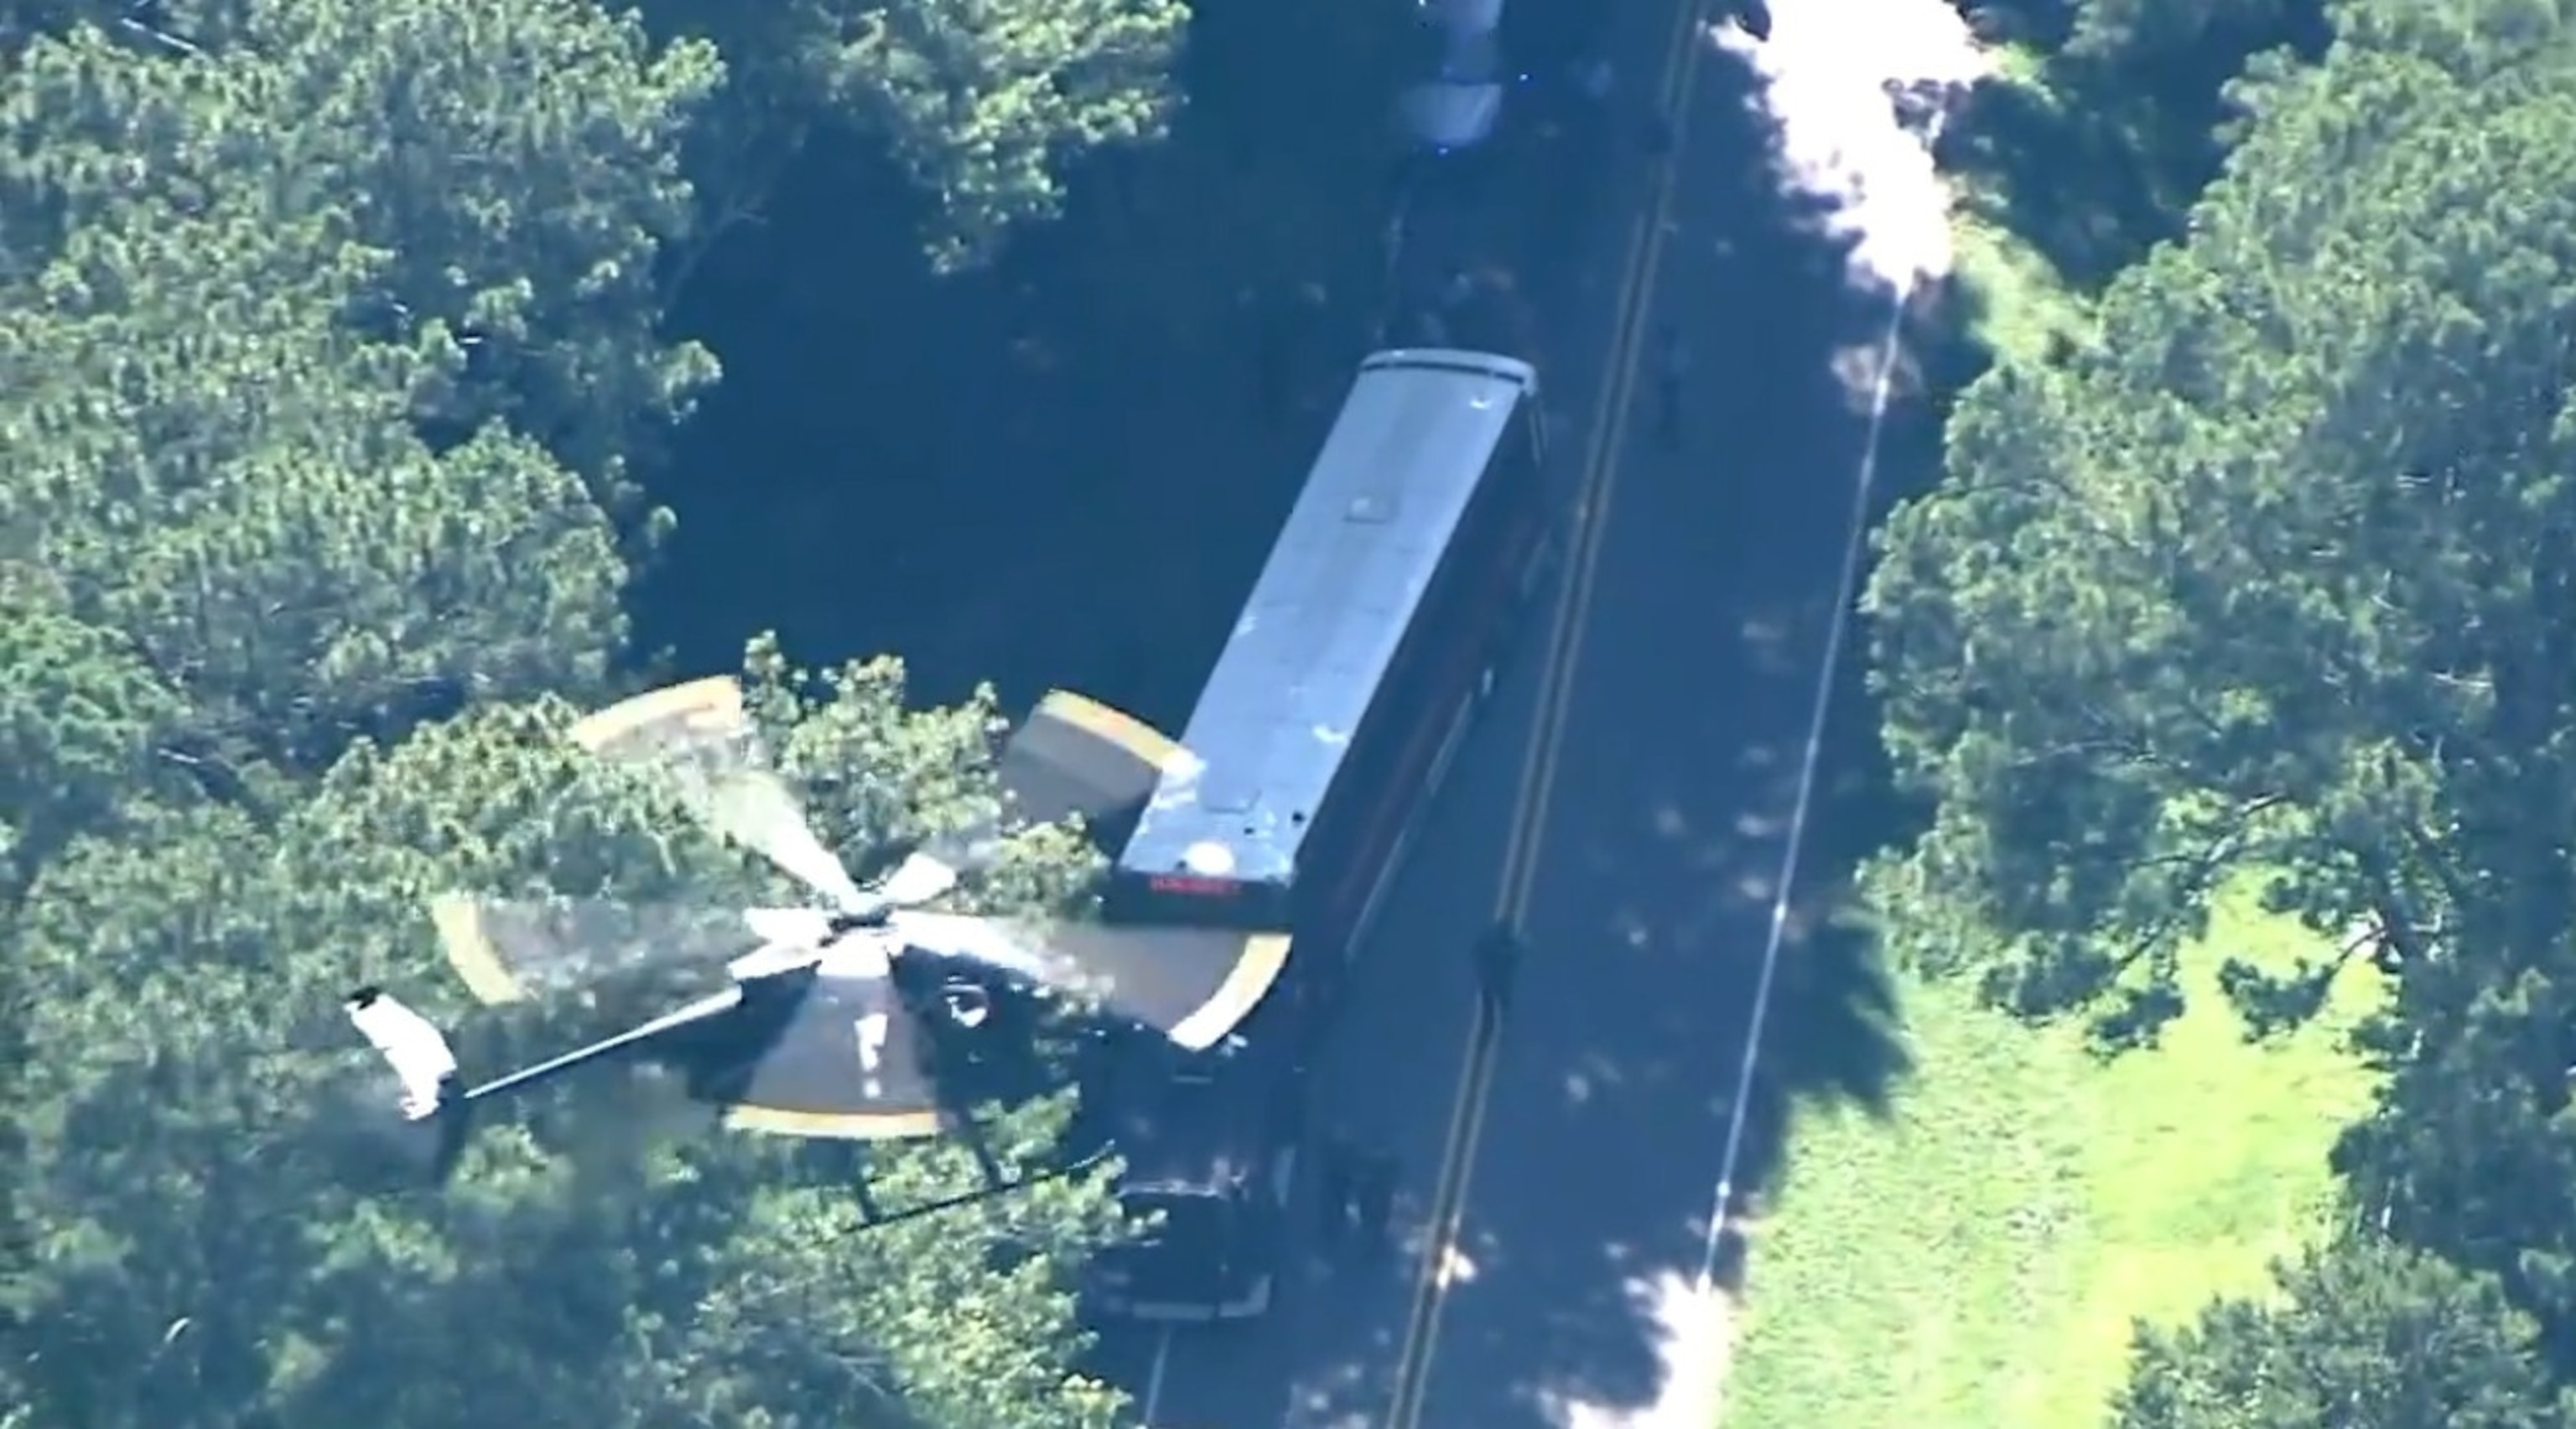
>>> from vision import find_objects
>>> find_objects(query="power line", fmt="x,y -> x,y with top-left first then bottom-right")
1692,105 -> 1952,1296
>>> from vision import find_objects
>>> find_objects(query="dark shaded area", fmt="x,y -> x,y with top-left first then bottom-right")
1940,0 -> 2330,295
636,2 -> 1427,725
631,0 -> 1942,1421
1093,33 -> 1938,1422
1395,236 -> 1921,1426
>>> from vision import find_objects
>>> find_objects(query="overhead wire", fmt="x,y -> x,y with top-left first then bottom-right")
1692,102 -> 1953,1296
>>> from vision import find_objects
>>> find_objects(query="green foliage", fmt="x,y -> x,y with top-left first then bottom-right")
647,0 -> 1187,272
1942,0 -> 2328,314
737,634 -> 1100,908
2115,1236 -> 2576,1427
8,649 -> 1133,1426
1869,4 -> 2576,1040
0,3 -> 724,481
0,29 -> 669,755
1880,0 -> 2576,1415
2063,0 -> 2313,61
629,1101 -> 1127,1428
0,569 -> 188,871
0,0 -> 1158,1421
845,0 -> 1187,272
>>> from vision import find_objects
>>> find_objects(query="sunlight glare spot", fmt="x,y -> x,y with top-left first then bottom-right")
1540,1271 -> 1735,1428
1614,907 -> 1651,948
1566,1052 -> 1627,1104
1711,0 -> 1991,295
1436,1240 -> 1481,1289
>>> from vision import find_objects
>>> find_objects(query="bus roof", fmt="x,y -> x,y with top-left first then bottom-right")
1119,348 -> 1540,889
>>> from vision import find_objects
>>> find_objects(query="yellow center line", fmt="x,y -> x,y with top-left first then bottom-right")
1378,8 -> 1715,1426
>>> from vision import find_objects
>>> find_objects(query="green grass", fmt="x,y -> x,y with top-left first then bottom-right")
1940,48 -> 2096,369
1720,895 -> 2385,1428
1947,206 -> 2090,368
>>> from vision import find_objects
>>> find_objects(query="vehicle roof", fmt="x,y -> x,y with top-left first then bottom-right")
1103,1033 -> 1275,1193
1118,349 -> 1540,889
1420,0 -> 1504,38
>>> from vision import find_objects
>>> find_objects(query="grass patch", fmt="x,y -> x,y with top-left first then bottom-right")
1945,205 -> 2089,369
1935,48 -> 2095,370
1720,893 -> 2385,1428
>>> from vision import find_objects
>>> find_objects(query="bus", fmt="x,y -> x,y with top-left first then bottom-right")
1090,347 -> 1555,1318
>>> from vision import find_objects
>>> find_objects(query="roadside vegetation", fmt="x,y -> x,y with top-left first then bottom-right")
0,1 -> 1215,1424
1739,0 -> 2576,1423
1935,43 -> 2092,370
1726,894 -> 2380,1426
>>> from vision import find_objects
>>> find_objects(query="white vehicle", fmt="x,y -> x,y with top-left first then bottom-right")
1398,20 -> 1513,155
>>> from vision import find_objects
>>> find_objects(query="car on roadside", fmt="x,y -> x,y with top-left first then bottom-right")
1398,0 -> 1519,156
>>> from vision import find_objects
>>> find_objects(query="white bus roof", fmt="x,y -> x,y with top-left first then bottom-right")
1119,349 -> 1540,888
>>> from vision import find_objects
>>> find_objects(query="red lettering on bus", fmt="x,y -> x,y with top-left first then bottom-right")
1150,875 -> 1243,896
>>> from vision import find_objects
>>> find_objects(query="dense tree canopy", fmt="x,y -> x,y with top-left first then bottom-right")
2114,1236 -> 2576,1428
1877,0 -> 2576,1412
11,665 -> 1127,1426
641,0 -> 1187,273
1874,0 -> 2576,1036
1945,0 -> 2329,297
2,1 -> 726,482
0,0 -> 1186,1421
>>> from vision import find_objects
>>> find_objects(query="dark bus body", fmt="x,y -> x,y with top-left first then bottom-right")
1082,996 -> 1306,1319
1090,347 -> 1553,1319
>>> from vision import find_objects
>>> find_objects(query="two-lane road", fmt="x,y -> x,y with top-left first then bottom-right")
1103,5 -> 1919,1425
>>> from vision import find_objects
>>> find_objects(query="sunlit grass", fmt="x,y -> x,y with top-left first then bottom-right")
1719,892 -> 2385,1428
1939,46 -> 2094,369
1945,206 -> 2090,368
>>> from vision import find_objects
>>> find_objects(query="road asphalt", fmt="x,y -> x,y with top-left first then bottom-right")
1091,3 -> 1926,1425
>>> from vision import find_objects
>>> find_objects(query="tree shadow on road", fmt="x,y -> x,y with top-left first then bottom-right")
1394,601 -> 1916,1429
1249,53 -> 1947,1429
641,0 -> 1421,714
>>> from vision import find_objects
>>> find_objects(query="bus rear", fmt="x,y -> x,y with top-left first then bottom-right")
1112,348 -> 1547,964
1101,865 -> 1292,933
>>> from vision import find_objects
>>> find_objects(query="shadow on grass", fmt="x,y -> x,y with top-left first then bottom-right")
1659,328 -> 1945,1251
1938,73 -> 2174,295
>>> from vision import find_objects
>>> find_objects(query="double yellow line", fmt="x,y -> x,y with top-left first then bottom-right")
1379,11 -> 1716,1428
